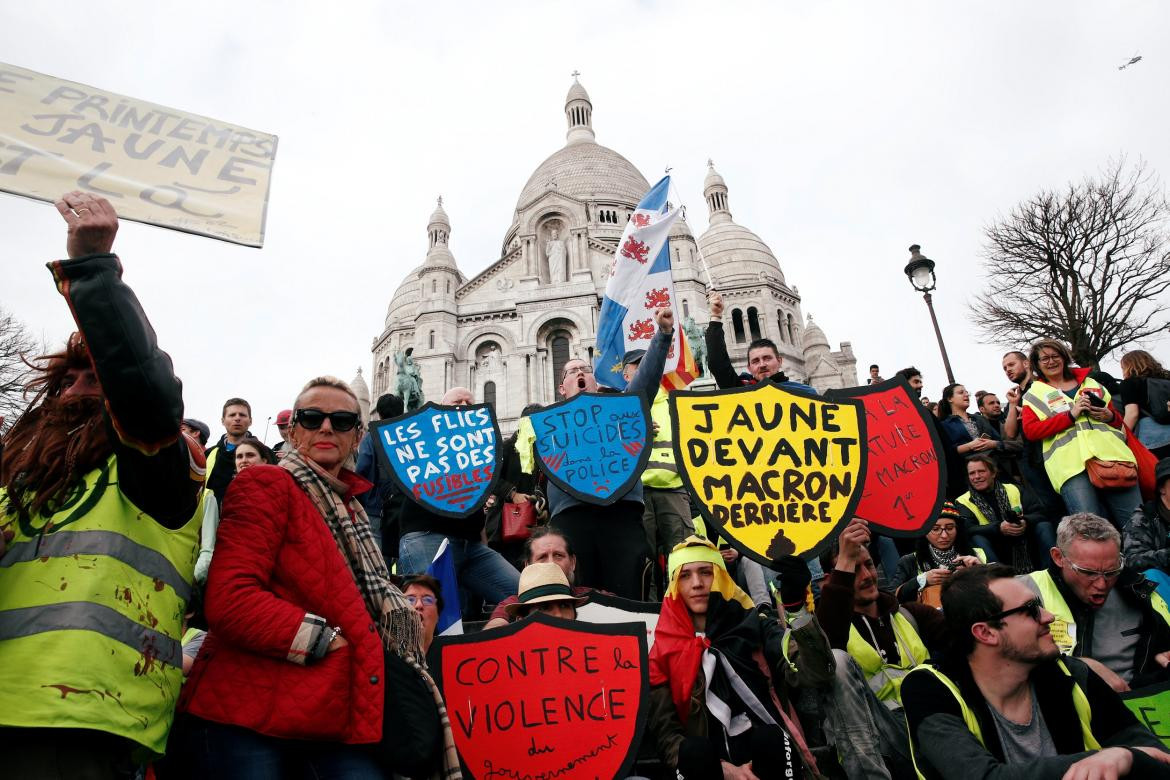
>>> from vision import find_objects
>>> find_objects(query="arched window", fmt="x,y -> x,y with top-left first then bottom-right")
428,330 -> 435,350
551,333 -> 571,395
777,310 -> 786,342
446,280 -> 451,294
731,309 -> 746,344
786,314 -> 795,344
483,381 -> 497,411
431,279 -> 437,293
747,307 -> 762,341
682,299 -> 690,320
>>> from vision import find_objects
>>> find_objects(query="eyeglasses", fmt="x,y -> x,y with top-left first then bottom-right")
1037,354 -> 1063,364
405,594 -> 436,607
1066,558 -> 1124,580
564,365 -> 593,376
928,525 -> 957,536
293,408 -> 361,432
987,597 -> 1043,624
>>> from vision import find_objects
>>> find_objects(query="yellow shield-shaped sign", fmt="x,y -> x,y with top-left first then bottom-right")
670,384 -> 867,564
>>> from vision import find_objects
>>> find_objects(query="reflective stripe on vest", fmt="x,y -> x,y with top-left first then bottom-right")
906,661 -> 1099,779
956,484 -> 1022,526
1030,569 -> 1170,657
0,455 -> 200,755
1027,569 -> 1078,654
1022,378 -> 1133,491
846,609 -> 929,706
642,388 -> 683,489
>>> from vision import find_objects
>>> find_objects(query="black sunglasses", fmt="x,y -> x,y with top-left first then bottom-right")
987,597 -> 1043,624
293,408 -> 361,432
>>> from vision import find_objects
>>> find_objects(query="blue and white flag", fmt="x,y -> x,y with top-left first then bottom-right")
425,538 -> 463,636
595,175 -> 694,391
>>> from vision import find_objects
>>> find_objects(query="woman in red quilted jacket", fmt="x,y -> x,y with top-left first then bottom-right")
175,377 -> 456,778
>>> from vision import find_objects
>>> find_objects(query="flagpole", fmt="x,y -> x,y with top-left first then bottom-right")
666,175 -> 717,293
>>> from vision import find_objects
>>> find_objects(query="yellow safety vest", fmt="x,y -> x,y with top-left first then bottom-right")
906,661 -> 1099,779
846,609 -> 929,707
0,455 -> 201,756
1022,377 -> 1133,491
1027,568 -> 1170,656
641,388 -> 683,490
956,484 -> 1022,526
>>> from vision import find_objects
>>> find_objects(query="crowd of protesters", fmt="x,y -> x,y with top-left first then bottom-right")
4,194 -> 1170,779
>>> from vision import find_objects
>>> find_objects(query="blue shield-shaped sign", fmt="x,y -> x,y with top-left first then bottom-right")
529,393 -> 651,505
369,402 -> 502,519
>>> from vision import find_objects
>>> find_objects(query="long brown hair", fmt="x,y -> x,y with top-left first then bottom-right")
1,336 -> 111,521
1120,350 -> 1170,380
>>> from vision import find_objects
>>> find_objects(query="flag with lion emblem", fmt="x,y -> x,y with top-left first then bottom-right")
595,175 -> 696,391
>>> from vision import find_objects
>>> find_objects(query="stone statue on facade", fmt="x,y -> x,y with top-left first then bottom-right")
545,228 -> 567,284
393,348 -> 425,411
682,316 -> 707,377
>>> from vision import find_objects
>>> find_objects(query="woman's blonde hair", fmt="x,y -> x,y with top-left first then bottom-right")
1119,350 -> 1170,380
293,376 -> 360,414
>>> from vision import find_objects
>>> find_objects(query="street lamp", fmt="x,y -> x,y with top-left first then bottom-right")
903,244 -> 956,384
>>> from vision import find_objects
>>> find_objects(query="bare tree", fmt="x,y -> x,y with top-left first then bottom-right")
0,307 -> 38,433
971,160 -> 1170,367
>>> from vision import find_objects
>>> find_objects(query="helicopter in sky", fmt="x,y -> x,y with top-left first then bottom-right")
1118,53 -> 1143,70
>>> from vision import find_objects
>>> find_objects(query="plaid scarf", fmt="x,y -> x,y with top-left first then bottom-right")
281,450 -> 462,778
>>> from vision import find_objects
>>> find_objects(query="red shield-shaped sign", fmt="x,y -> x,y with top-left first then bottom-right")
434,614 -> 649,780
826,377 -> 946,535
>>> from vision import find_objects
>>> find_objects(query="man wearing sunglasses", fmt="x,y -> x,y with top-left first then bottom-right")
1023,512 -> 1170,693
902,564 -> 1170,778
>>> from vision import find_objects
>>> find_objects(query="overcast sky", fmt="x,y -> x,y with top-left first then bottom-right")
2,1 -> 1167,445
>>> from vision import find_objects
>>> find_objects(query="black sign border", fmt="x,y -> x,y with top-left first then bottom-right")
669,382 -> 869,566
825,376 -> 947,538
433,613 -> 651,780
368,401 -> 503,520
528,392 -> 653,506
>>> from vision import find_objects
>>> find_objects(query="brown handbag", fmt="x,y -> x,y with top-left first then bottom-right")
500,500 -> 536,543
1085,457 -> 1138,490
918,583 -> 944,609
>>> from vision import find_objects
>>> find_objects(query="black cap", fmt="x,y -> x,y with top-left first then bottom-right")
1157,457 -> 1170,490
182,418 -> 210,444
622,349 -> 647,367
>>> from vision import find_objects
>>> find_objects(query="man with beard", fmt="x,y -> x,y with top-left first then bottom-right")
704,292 -> 813,392
902,564 -> 1170,778
816,518 -> 948,779
0,192 -> 204,777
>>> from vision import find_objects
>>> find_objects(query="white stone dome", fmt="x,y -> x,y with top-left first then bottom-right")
566,77 -> 591,105
385,264 -> 423,326
698,221 -> 786,285
802,314 -> 830,352
516,142 -> 649,211
349,368 -> 370,405
669,216 -> 695,239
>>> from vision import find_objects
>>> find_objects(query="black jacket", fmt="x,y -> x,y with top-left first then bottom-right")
1032,563 -> 1170,689
903,655 -> 1169,779
205,432 -> 252,507
48,254 -> 200,528
703,320 -> 808,391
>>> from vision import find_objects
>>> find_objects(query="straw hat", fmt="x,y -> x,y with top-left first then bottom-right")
504,562 -> 588,617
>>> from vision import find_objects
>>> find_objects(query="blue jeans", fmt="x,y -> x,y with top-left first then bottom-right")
398,531 -> 519,604
173,717 -> 385,779
1058,471 -> 1143,529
